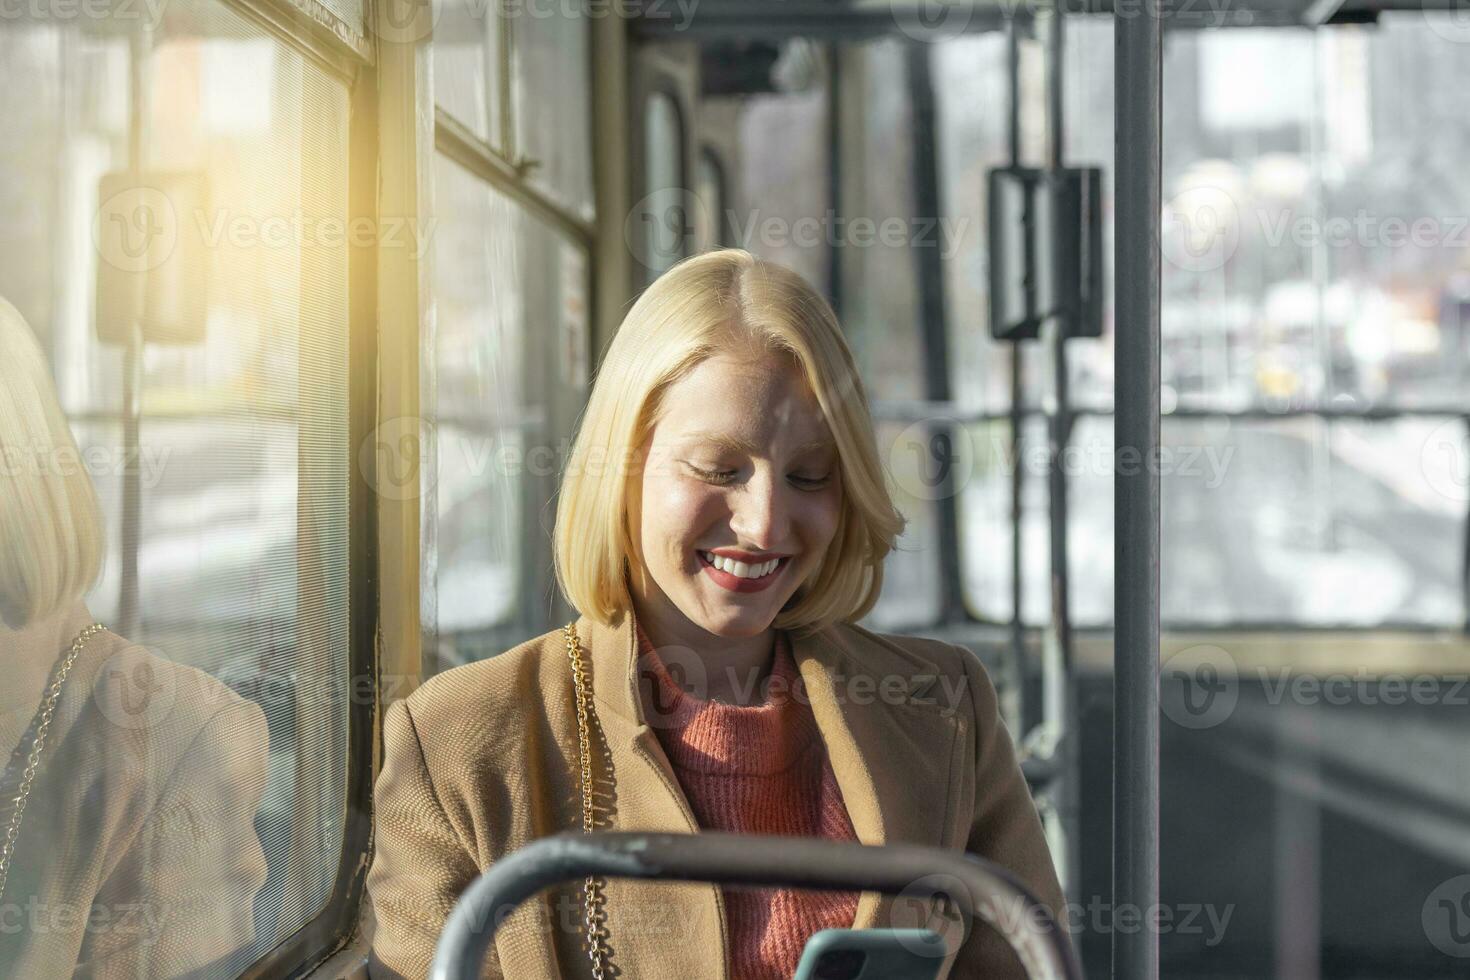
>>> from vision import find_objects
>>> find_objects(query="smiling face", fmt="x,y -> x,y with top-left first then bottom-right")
627,349 -> 843,641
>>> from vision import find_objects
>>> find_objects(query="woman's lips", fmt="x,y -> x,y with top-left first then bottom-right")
697,551 -> 789,594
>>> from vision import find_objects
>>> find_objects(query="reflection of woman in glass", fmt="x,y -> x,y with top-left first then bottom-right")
0,297 -> 269,978
368,250 -> 1063,979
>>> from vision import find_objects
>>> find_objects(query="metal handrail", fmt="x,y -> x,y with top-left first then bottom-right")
429,831 -> 1082,980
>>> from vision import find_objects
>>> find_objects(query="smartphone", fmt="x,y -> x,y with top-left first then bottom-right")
792,928 -> 948,980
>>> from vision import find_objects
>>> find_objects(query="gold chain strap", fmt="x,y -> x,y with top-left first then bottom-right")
0,622 -> 105,901
563,622 -> 611,979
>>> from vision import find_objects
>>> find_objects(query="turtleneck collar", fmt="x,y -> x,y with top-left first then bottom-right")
633,622 -> 821,776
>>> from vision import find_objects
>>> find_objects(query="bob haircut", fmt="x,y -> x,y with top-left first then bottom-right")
553,248 -> 906,634
0,297 -> 103,630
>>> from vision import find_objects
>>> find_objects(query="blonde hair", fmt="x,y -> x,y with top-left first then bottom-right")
0,298 -> 103,629
553,248 -> 906,633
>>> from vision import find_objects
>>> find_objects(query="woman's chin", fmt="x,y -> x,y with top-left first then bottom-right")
686,601 -> 778,638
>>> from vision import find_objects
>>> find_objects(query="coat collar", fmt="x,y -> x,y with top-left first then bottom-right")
577,609 -> 966,941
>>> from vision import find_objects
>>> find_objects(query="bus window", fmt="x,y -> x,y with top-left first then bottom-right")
0,2 -> 356,976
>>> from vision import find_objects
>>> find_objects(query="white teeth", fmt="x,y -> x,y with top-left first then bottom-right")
701,552 -> 781,579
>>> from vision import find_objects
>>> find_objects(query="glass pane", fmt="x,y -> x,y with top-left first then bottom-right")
512,0 -> 592,218
836,39 -> 922,405
426,153 -> 589,675
866,418 -> 945,630
434,0 -> 502,148
1160,415 -> 1464,625
932,35 -> 1045,415
1318,16 -> 1470,410
1162,20 -> 1470,413
694,147 -> 725,253
0,4 -> 351,975
642,91 -> 685,282
976,413 -> 1466,629
732,82 -> 830,293
430,153 -> 525,671
958,416 -> 1053,626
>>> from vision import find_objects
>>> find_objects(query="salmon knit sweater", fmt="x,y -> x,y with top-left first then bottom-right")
634,624 -> 861,980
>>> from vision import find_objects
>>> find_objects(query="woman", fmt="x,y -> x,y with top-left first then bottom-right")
366,249 -> 1064,979
0,297 -> 269,977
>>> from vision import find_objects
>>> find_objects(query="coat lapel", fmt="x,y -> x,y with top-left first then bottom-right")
579,612 -> 731,980
790,627 -> 968,932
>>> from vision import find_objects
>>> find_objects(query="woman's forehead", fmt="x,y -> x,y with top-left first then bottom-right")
674,428 -> 835,457
648,351 -> 836,451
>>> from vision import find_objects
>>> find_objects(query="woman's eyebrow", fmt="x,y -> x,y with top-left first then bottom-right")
682,431 -> 835,456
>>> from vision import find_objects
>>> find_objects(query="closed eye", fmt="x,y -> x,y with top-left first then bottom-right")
686,464 -> 737,485
686,464 -> 830,490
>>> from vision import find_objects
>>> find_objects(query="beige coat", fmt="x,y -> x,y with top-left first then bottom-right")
0,602 -> 269,978
366,611 -> 1065,979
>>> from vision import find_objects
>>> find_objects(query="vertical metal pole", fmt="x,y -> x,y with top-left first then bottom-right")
827,45 -> 843,315
1113,0 -> 1161,976
906,43 -> 965,624
1044,0 -> 1072,723
1047,4 -> 1065,168
1461,415 -> 1470,635
1008,17 -> 1022,166
1272,704 -> 1322,980
118,28 -> 148,639
1043,0 -> 1080,909
1006,14 -> 1027,734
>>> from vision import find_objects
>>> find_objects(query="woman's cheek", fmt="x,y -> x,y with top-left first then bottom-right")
646,474 -> 722,536
808,483 -> 843,547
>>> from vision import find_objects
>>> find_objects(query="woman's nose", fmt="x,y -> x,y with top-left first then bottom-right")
728,472 -> 790,548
